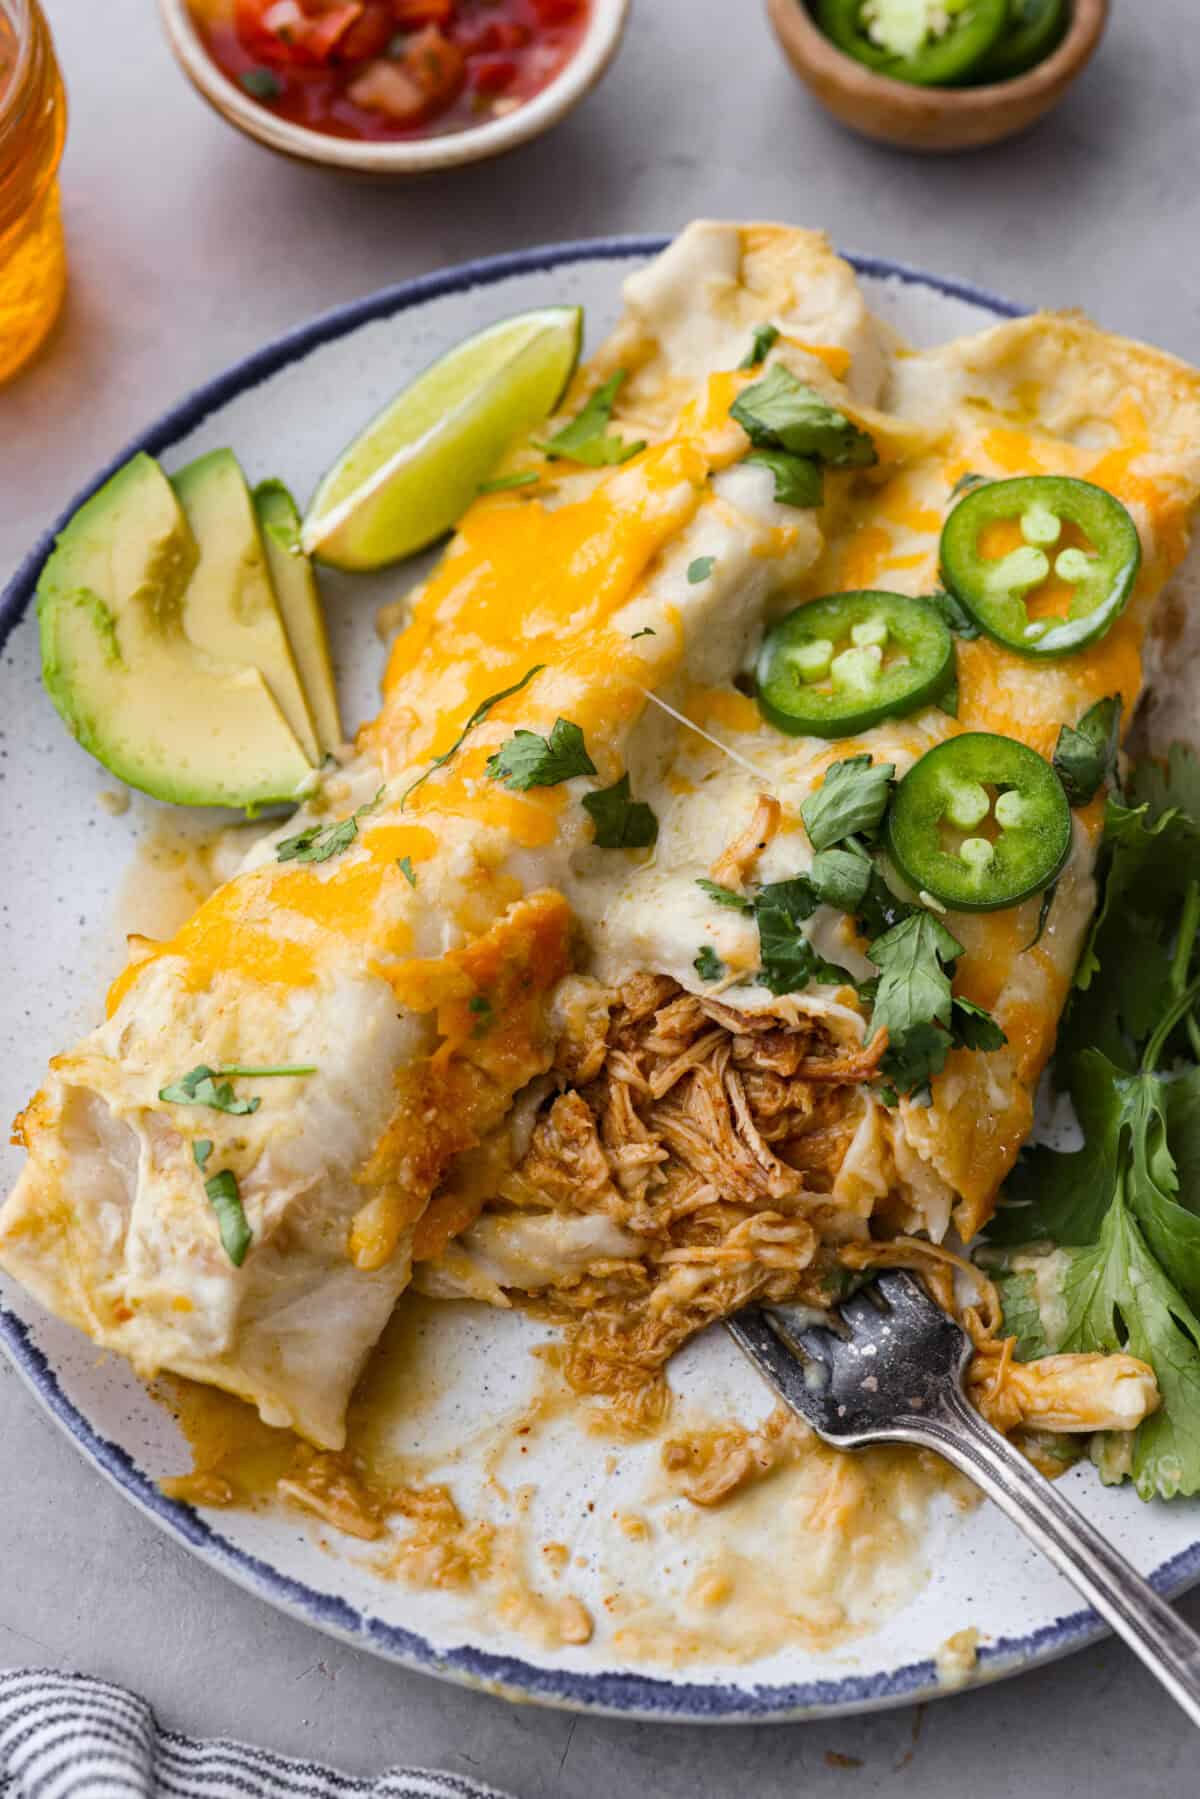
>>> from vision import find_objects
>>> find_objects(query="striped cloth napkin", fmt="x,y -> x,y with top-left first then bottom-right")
0,1671 -> 517,1799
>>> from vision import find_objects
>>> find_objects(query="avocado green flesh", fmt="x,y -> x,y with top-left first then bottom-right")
37,452 -> 315,809
254,480 -> 343,758
172,449 -> 322,766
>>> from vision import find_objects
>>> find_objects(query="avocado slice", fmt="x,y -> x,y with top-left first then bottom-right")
254,480 -> 343,758
172,450 -> 322,766
38,452 -> 315,809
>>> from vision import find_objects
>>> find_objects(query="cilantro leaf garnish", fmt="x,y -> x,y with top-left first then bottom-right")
696,878 -> 754,912
1129,741 -> 1200,822
730,365 -> 877,468
989,1260 -> 1054,1363
867,913 -> 965,1098
193,1139 -> 213,1171
737,323 -> 780,370
801,755 -> 896,851
277,788 -> 384,864
160,1063 -> 315,1115
160,1066 -> 260,1116
853,866 -> 918,940
401,665 -> 545,808
925,588 -> 981,641
478,471 -> 539,494
582,774 -> 659,849
951,995 -> 1007,1053
937,683 -> 960,718
745,449 -> 824,510
809,846 -> 871,912
203,1168 -> 253,1268
755,899 -> 851,997
397,855 -> 417,887
1062,1175 -> 1200,1501
485,717 -> 596,791
239,67 -> 281,100
1053,695 -> 1121,808
687,557 -> 715,584
694,946 -> 725,982
535,371 -> 645,468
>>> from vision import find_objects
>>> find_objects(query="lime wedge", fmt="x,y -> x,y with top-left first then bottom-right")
301,306 -> 583,571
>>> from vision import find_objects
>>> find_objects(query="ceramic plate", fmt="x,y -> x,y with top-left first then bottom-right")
4,238 -> 1199,1722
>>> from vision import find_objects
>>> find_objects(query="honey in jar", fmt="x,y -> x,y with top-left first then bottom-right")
0,0 -> 66,385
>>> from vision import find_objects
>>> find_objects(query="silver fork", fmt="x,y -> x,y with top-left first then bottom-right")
726,1271 -> 1200,1725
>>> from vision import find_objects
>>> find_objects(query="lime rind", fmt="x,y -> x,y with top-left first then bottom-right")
302,306 -> 583,571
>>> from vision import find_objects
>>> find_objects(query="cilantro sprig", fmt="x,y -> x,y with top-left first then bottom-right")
582,774 -> 658,849
401,665 -> 544,808
737,323 -> 780,370
1053,695 -> 1121,808
277,789 -> 384,864
984,745 -> 1200,1501
159,1063 -> 316,1114
730,364 -> 876,513
535,371 -> 645,468
486,718 -> 596,791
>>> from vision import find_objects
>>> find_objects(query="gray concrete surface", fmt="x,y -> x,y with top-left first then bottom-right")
4,0 -> 1200,1791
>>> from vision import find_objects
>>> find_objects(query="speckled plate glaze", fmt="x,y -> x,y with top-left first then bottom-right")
4,238 -> 1200,1722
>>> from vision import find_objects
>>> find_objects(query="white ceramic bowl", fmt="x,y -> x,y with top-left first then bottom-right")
157,0 -> 631,175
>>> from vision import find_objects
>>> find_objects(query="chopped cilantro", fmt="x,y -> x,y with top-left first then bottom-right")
755,894 -> 851,997
582,774 -> 658,849
730,364 -> 877,468
801,755 -> 895,851
809,845 -> 871,912
926,588 -> 982,641
401,665 -> 544,808
687,557 -> 715,584
696,877 -> 754,913
277,788 -> 384,864
951,995 -> 1007,1052
478,471 -> 539,494
398,856 -> 418,887
159,1066 -> 260,1116
745,448 -> 824,509
160,1063 -> 315,1115
485,717 -> 596,791
203,1168 -> 253,1268
192,1139 -> 213,1171
738,323 -> 780,370
694,946 -> 725,982
867,912 -> 965,1099
535,371 -> 645,468
1053,695 -> 1122,808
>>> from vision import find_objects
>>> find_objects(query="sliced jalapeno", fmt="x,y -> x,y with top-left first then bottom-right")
887,732 -> 1071,912
756,591 -> 955,739
974,0 -> 1067,83
816,0 -> 1008,86
940,475 -> 1140,659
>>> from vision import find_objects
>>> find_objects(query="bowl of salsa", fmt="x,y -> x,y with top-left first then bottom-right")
159,0 -> 629,172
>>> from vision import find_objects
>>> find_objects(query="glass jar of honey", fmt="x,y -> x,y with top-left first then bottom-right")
0,0 -> 66,385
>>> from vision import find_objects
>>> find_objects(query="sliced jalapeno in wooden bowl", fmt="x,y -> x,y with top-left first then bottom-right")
756,590 -> 955,738
887,731 -> 1071,912
815,0 -> 1009,86
975,0 -> 1068,82
940,474 -> 1141,658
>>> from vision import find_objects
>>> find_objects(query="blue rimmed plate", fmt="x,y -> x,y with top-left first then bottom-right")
3,237 -> 1197,1722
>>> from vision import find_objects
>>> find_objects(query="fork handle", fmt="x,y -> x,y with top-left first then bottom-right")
914,1385 -> 1200,1726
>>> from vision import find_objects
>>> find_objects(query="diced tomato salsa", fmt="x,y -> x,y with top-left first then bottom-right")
188,0 -> 591,141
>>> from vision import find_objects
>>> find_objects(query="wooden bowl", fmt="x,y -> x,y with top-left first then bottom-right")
766,0 -> 1108,153
158,0 -> 630,176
